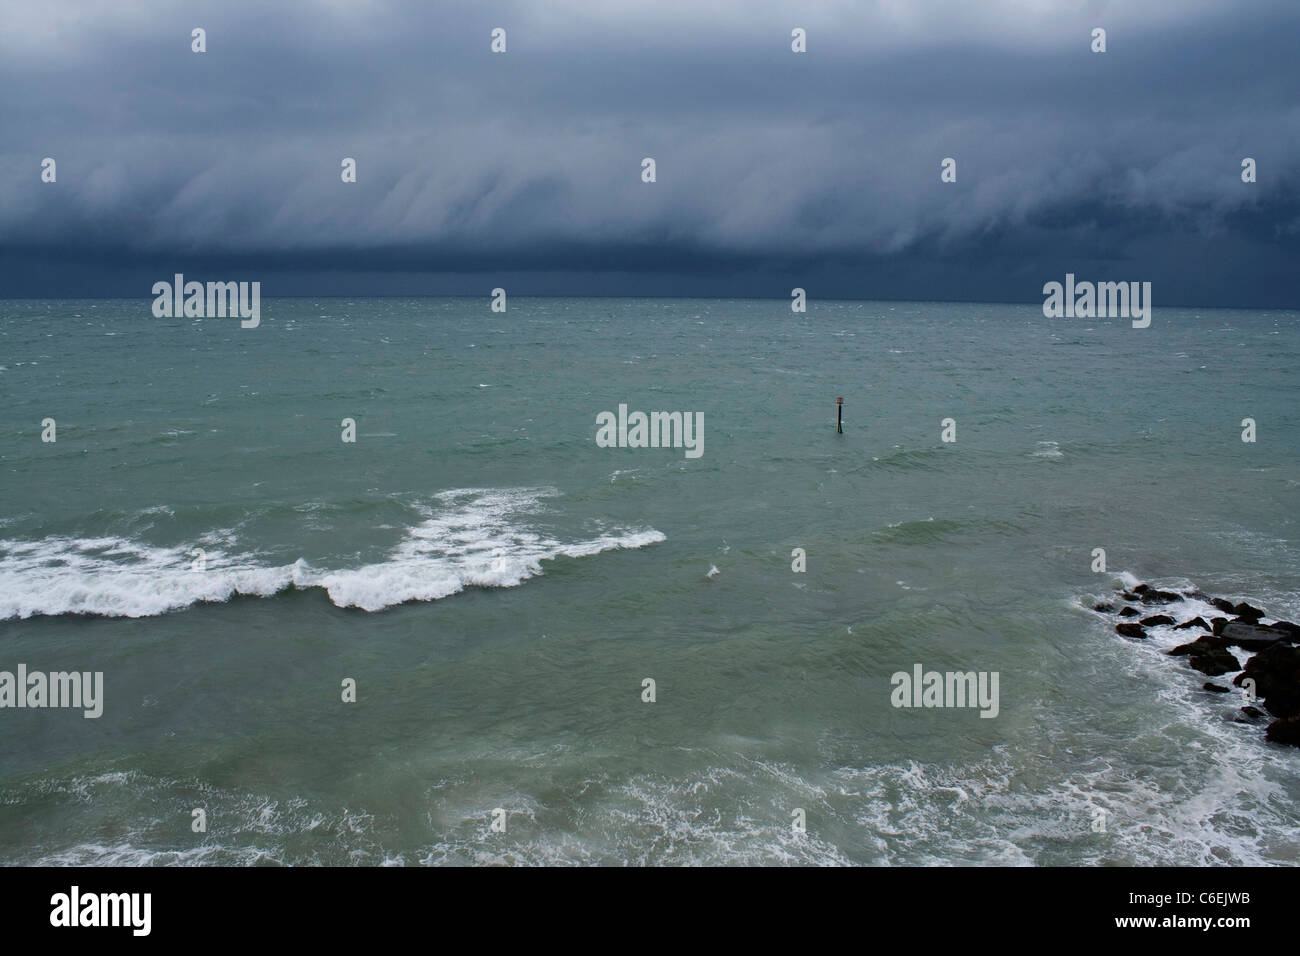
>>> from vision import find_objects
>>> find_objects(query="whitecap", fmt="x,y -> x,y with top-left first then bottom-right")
0,488 -> 665,619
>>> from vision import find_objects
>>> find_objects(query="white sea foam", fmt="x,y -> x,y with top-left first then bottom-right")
0,488 -> 664,619
837,741 -> 1297,866
416,760 -> 852,866
0,535 -> 293,620
12,726 -> 1295,866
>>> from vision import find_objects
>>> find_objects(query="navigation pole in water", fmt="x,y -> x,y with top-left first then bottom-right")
837,396 -> 843,434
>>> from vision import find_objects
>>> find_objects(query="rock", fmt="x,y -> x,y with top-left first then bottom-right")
1140,614 -> 1176,627
1173,617 -> 1210,631
1232,602 -> 1265,622
1122,590 -> 1141,602
1241,706 -> 1265,719
1203,682 -> 1231,693
1233,644 -> 1300,719
1141,589 -> 1181,605
1133,584 -> 1150,594
1184,589 -> 1210,601
1189,652 -> 1240,676
1268,621 -> 1300,641
1092,602 -> 1115,613
1211,617 -> 1229,635
1189,647 -> 1241,676
1169,635 -> 1228,657
1221,621 -> 1293,651
1211,598 -> 1236,613
1118,606 -> 1140,617
1265,717 -> 1300,747
1116,623 -> 1147,639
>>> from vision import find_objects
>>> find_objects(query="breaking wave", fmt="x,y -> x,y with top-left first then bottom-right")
0,488 -> 664,619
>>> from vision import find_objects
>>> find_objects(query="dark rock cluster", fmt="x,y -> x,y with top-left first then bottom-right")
1093,584 -> 1300,747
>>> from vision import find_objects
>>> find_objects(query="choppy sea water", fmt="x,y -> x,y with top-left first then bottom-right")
1,297 -> 1297,865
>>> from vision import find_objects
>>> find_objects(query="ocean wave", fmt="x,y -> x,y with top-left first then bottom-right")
862,447 -> 948,471
837,742 -> 1295,866
8,757 -> 850,867
0,488 -> 664,619
14,740 -> 1287,865
870,516 -> 1019,545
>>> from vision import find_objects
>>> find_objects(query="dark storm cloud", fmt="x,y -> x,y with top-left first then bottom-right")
1,0 -> 1297,304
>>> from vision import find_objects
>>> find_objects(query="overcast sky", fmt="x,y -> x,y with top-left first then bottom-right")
1,0 -> 1297,305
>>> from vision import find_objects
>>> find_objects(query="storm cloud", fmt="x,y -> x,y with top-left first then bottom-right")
1,0 -> 1297,305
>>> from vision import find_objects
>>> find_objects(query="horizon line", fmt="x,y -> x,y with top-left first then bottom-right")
1,293 -> 1296,312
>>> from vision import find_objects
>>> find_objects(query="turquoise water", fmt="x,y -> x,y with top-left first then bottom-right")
1,297 -> 1298,864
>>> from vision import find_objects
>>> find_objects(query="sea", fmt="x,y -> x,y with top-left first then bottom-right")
1,296 -> 1297,865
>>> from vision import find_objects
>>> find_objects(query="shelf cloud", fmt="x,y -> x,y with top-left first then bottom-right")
2,0 -> 1297,304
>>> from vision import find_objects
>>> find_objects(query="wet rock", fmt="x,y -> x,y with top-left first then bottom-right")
1118,606 -> 1140,618
1122,591 -> 1141,602
1189,647 -> 1241,677
1092,602 -> 1115,613
1265,717 -> 1300,747
1211,617 -> 1229,635
1183,589 -> 1210,601
1116,622 -> 1147,639
1221,621 -> 1293,651
1140,614 -> 1176,627
1211,598 -> 1236,613
1232,602 -> 1265,622
1133,584 -> 1150,594
1233,644 -> 1300,719
1241,706 -> 1265,719
1269,621 -> 1300,641
1173,617 -> 1210,631
1203,682 -> 1231,693
1173,634 -> 1239,674
1141,589 -> 1182,605
1169,635 -> 1229,657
